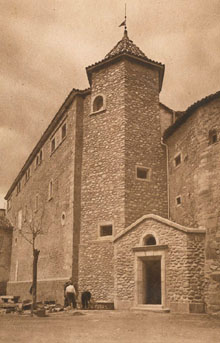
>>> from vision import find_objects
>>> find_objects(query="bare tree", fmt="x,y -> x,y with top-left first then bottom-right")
18,203 -> 44,314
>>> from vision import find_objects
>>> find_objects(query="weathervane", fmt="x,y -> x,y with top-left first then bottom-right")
119,3 -> 127,32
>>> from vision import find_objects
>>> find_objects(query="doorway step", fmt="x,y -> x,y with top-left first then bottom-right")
131,305 -> 170,313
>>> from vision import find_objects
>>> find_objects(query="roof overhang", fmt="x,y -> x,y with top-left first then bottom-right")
86,53 -> 165,92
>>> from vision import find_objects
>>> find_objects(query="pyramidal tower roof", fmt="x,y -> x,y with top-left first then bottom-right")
105,29 -> 146,59
86,29 -> 165,91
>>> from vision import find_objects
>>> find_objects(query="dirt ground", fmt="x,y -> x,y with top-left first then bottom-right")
0,310 -> 220,343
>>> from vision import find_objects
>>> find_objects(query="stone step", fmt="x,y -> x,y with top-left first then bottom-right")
131,305 -> 170,313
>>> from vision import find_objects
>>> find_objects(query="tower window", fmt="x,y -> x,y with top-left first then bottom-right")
209,129 -> 217,145
93,96 -> 104,112
136,166 -> 151,181
174,153 -> 181,167
100,224 -> 113,237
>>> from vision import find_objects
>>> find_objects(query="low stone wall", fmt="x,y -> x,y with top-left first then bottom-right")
7,279 -> 68,305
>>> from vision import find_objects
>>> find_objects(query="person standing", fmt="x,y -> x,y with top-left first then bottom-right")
81,291 -> 91,310
65,282 -> 77,309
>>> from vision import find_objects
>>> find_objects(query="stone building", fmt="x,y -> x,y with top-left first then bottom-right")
4,29 -> 220,313
0,209 -> 13,295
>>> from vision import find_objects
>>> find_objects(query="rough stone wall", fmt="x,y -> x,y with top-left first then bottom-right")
124,60 -> 168,227
159,104 -> 173,136
114,219 -> 205,309
6,97 -> 81,300
79,61 -> 126,301
166,97 -> 220,312
0,227 -> 12,294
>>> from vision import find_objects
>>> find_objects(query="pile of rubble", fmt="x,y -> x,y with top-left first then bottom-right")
0,296 -> 65,316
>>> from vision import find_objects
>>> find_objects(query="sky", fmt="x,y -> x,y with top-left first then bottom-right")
1,0 -> 220,208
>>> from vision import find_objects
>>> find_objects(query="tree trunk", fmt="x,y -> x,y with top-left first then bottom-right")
31,248 -> 40,315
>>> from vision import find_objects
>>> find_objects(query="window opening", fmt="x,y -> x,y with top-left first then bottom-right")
48,181 -> 53,200
136,166 -> 150,180
100,224 -> 112,237
176,196 -> 182,206
144,235 -> 156,245
93,96 -> 103,112
209,130 -> 217,145
62,123 -> 66,140
39,150 -> 43,163
174,154 -> 181,167
51,138 -> 56,153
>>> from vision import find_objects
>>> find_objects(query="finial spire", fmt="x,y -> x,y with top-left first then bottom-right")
124,3 -> 127,32
119,3 -> 127,35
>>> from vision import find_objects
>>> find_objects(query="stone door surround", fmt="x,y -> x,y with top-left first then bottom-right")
133,245 -> 168,309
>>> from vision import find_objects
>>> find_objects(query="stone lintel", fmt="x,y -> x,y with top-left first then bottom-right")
132,245 -> 168,252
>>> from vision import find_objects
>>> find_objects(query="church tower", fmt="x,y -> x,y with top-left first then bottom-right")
78,29 -> 168,305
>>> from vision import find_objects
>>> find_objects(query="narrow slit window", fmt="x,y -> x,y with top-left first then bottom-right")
174,154 -> 181,167
176,196 -> 182,206
51,138 -> 56,153
62,123 -> 66,140
48,180 -> 53,200
39,150 -> 43,163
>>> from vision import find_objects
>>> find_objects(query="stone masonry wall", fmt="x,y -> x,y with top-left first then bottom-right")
114,218 -> 205,311
159,104 -> 173,136
6,96 -> 81,301
166,97 -> 220,312
124,60 -> 168,228
78,61 -> 127,302
0,227 -> 12,294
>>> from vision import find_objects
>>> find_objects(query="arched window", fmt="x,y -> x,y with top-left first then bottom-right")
144,234 -> 156,246
93,95 -> 104,112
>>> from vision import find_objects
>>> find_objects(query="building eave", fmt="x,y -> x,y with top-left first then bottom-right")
5,88 -> 90,201
86,53 -> 165,92
164,90 -> 220,140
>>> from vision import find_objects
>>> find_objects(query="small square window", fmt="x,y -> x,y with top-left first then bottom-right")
174,154 -> 181,167
176,196 -> 182,206
61,123 -> 66,140
136,166 -> 151,181
51,138 -> 56,153
100,225 -> 113,237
